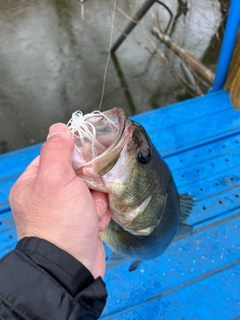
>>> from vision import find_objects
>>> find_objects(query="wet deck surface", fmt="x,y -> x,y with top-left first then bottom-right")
0,90 -> 240,319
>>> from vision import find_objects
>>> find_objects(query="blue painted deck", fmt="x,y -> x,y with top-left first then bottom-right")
0,89 -> 240,319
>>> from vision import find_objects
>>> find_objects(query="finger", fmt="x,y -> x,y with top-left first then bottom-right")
98,210 -> 111,231
38,123 -> 75,180
92,191 -> 108,218
92,191 -> 111,231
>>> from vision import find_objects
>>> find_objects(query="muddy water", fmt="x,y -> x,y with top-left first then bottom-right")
0,0 -> 222,153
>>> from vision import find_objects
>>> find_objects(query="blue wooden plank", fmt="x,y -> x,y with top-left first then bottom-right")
132,91 -> 240,156
0,229 -> 17,258
0,144 -> 41,179
147,108 -> 240,156
133,90 -> 230,125
101,215 -> 240,318
173,150 -> 240,188
0,176 -> 18,210
178,165 -> 240,198
103,263 -> 240,320
186,186 -> 240,226
0,210 -> 17,258
0,146 -> 41,211
165,133 -> 240,170
0,211 -> 15,232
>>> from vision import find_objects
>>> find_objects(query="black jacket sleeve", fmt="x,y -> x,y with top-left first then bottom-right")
0,237 -> 107,320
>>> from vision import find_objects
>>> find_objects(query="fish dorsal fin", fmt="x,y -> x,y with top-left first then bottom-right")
179,193 -> 195,222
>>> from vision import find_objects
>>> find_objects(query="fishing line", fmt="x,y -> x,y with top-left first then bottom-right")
98,0 -> 117,111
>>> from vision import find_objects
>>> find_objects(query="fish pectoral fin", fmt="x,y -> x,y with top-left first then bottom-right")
128,259 -> 142,272
123,193 -> 167,236
124,224 -> 158,236
179,193 -> 196,222
124,217 -> 160,236
108,251 -> 125,261
112,226 -> 147,257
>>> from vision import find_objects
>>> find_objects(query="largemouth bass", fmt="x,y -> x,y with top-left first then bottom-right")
68,108 -> 193,264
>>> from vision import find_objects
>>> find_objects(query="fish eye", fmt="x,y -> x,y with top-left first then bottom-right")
138,148 -> 151,164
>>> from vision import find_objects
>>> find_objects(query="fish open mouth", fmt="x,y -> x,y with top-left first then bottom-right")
68,108 -> 130,175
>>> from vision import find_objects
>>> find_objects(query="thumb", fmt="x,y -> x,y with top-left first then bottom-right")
38,123 -> 75,179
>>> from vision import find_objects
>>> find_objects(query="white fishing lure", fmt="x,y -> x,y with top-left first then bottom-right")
67,110 -> 118,160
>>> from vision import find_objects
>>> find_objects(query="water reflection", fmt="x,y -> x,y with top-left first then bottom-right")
0,0 -> 222,153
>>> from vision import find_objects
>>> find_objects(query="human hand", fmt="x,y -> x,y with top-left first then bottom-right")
9,123 -> 111,278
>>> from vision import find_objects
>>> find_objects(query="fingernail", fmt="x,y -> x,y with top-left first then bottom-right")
47,123 -> 71,139
49,123 -> 67,134
95,199 -> 107,218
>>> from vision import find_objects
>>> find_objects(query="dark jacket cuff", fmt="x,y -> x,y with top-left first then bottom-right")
16,237 -> 99,296
0,237 -> 107,320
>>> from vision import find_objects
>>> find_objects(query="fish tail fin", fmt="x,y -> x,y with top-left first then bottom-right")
179,193 -> 195,222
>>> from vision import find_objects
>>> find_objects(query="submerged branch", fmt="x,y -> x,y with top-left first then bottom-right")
180,62 -> 203,96
114,3 -> 205,97
151,27 -> 215,84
